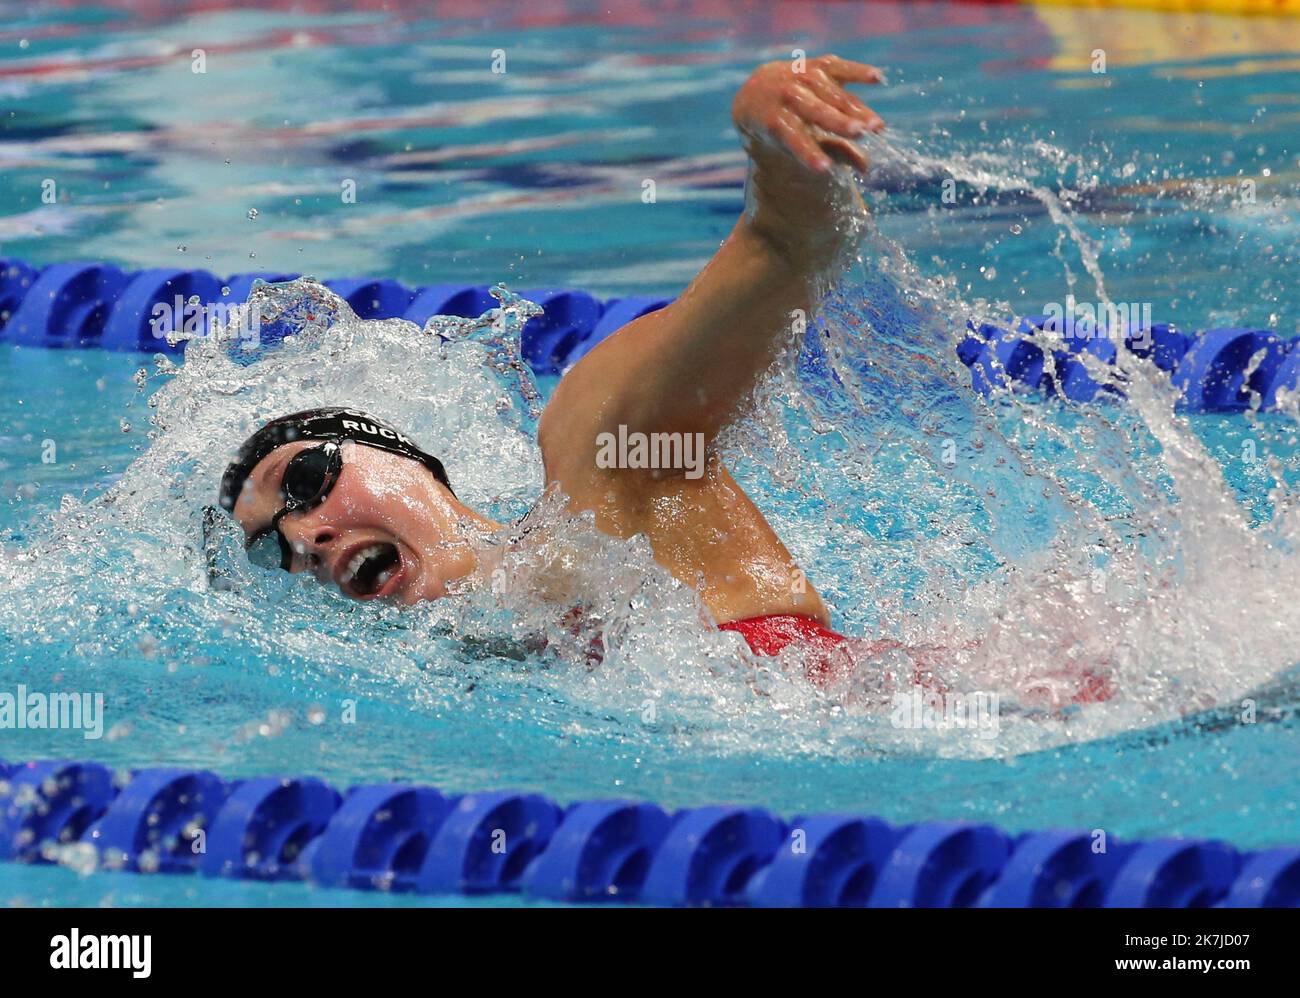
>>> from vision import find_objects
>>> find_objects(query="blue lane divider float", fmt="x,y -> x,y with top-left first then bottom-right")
0,259 -> 669,377
1,758 -> 1297,907
84,767 -> 226,873
4,262 -> 130,349
300,784 -> 452,892
961,314 -> 1298,411
200,776 -> 340,881
640,805 -> 785,906
2,257 -> 1290,407
521,800 -> 670,902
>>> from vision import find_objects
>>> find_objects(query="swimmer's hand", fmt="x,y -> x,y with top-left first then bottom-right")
732,55 -> 883,179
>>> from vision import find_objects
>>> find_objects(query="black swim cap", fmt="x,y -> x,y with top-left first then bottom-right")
218,406 -> 453,512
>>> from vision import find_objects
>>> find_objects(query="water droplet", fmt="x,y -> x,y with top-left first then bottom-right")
1010,223 -> 1023,235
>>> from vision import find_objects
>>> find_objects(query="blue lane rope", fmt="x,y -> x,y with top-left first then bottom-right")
2,757 -> 1297,906
0,259 -> 672,378
0,257 -> 1292,408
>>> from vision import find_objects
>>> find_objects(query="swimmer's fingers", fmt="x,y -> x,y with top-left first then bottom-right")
803,72 -> 885,134
770,108 -> 835,173
818,134 -> 870,174
784,83 -> 873,139
817,55 -> 885,86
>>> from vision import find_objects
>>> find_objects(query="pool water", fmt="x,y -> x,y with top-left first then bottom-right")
2,0 -> 1300,907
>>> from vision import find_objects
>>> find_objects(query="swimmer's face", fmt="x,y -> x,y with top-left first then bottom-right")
230,439 -> 482,604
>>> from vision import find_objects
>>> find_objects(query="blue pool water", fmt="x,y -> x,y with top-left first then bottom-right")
2,0 -> 1300,906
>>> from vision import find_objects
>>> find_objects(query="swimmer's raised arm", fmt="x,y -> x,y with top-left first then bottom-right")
541,55 -> 881,470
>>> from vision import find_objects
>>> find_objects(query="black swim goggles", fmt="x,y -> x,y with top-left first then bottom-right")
245,440 -> 344,571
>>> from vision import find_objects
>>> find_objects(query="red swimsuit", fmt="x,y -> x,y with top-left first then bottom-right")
718,613 -> 1114,704
718,613 -> 847,656
718,613 -> 852,685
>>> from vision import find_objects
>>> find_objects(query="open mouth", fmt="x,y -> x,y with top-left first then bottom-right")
338,542 -> 402,598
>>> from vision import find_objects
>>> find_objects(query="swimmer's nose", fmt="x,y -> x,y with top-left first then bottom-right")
278,517 -> 338,576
